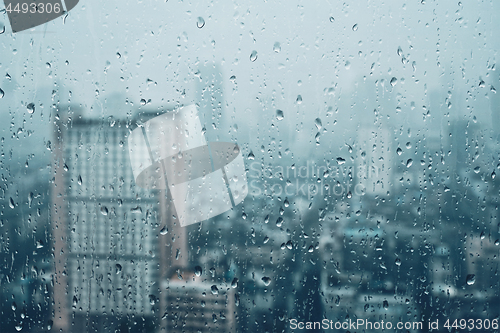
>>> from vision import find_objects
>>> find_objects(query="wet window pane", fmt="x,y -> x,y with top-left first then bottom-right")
1,1 -> 499,332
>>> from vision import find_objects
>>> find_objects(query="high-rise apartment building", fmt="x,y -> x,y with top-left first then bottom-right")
51,109 -> 159,332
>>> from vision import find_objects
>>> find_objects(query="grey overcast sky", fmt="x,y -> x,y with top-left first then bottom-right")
0,0 -> 499,167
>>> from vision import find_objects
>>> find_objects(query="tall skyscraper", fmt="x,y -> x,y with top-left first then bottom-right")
357,126 -> 393,196
51,109 -> 159,332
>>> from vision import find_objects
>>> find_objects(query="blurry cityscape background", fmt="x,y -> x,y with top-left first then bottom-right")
0,62 -> 499,332
1,0 -> 500,332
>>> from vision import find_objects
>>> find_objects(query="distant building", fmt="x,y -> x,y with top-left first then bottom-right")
357,126 -> 393,196
161,274 -> 236,333
51,109 -> 160,332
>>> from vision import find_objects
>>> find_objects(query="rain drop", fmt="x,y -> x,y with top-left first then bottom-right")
466,274 -> 476,285
329,16 -> 335,22
276,109 -> 284,120
211,285 -> 219,295
352,23 -> 358,31
273,42 -> 281,53
390,77 -> 397,87
247,151 -> 255,160
77,175 -> 83,185
115,264 -> 122,274
314,118 -> 322,130
9,197 -> 15,209
261,276 -> 272,286
383,300 -> 389,310
100,206 -> 108,216
194,266 -> 202,276
27,103 -> 35,114
250,50 -> 258,62
0,88 -> 4,98
196,17 -> 205,28
406,159 -> 413,168
396,147 -> 403,156
231,278 -> 238,288
336,157 -> 346,165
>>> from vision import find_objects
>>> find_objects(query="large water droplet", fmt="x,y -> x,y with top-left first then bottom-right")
231,278 -> 238,288
352,23 -> 358,31
261,276 -> 272,286
194,266 -> 202,276
250,50 -> 258,62
315,118 -> 322,130
27,103 -> 35,114
9,197 -> 15,209
276,109 -> 284,120
329,16 -> 335,23
383,300 -> 389,309
336,157 -> 346,165
406,159 -> 413,168
197,17 -> 205,28
390,77 -> 397,87
211,285 -> 219,294
466,274 -> 476,285
100,206 -> 108,216
115,264 -> 122,274
273,42 -> 281,53
0,88 -> 4,98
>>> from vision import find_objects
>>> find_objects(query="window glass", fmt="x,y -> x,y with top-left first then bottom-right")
1,1 -> 499,332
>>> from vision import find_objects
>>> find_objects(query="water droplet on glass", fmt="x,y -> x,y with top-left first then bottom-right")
329,16 -> 335,22
397,46 -> 403,57
100,206 -> 108,216
262,276 -> 272,286
273,42 -> 281,53
77,175 -> 83,185
315,118 -> 322,130
9,197 -> 15,209
160,226 -> 168,235
296,95 -> 302,104
250,50 -> 258,62
336,157 -> 346,165
406,159 -> 413,168
473,166 -> 480,174
231,278 -> 238,288
197,17 -> 205,28
276,217 -> 283,227
395,258 -> 401,266
390,77 -> 397,87
247,151 -> 255,160
194,266 -> 202,276
0,88 -> 4,98
211,285 -> 219,294
396,147 -> 403,155
466,274 -> 476,285
131,206 -> 142,213
27,103 -> 35,114
352,23 -> 358,31
72,295 -> 78,307
276,109 -> 284,120
15,324 -> 22,331
383,300 -> 389,309
11,301 -> 17,311
115,264 -> 122,274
